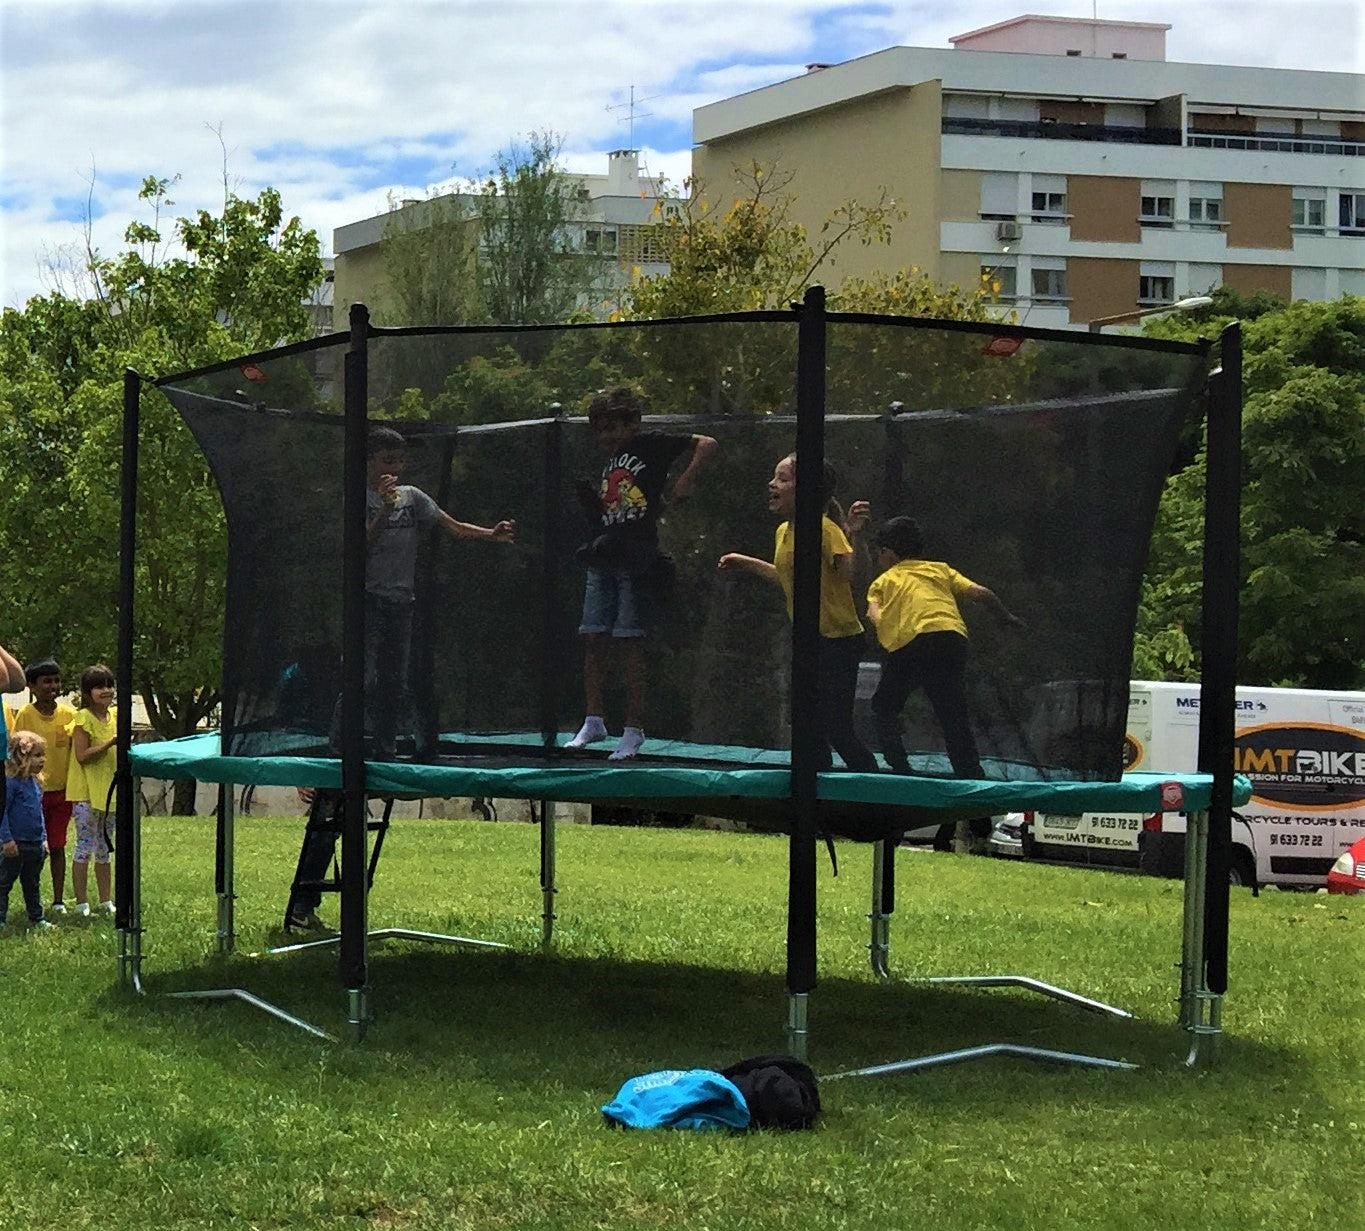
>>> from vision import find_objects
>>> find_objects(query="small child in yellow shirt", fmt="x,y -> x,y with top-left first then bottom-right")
866,517 -> 1023,779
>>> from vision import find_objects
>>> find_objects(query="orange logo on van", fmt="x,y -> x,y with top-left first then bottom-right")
1234,723 -> 1365,809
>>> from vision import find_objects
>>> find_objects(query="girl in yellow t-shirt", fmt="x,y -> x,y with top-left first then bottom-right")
66,664 -> 119,916
718,453 -> 877,772
865,516 -> 1024,781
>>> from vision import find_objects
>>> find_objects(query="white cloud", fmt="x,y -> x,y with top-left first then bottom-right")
2,0 -> 1360,307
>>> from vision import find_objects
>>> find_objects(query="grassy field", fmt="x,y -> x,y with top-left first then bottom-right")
0,812 -> 1360,1231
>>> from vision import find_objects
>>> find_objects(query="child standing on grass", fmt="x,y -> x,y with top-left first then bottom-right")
865,516 -> 1023,780
718,453 -> 878,773
66,664 -> 118,917
568,386 -> 717,761
13,659 -> 76,914
1,731 -> 54,932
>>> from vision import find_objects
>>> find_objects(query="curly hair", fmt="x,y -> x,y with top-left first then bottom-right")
6,730 -> 47,780
587,385 -> 646,427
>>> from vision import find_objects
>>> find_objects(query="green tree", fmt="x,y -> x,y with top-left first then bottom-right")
476,132 -> 592,325
379,190 -> 481,327
0,175 -> 324,811
1136,295 -> 1365,688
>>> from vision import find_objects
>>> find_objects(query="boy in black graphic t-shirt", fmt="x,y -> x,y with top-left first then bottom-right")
569,387 -> 717,760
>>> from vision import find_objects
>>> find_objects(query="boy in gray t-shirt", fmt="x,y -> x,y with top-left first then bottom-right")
363,426 -> 515,757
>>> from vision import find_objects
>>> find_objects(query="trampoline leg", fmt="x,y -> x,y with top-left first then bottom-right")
786,992 -> 810,1063
348,986 -> 370,1043
1181,809 -> 1223,1065
1180,810 -> 1208,1029
540,799 -> 557,951
117,778 -> 146,995
869,840 -> 891,980
217,785 -> 236,956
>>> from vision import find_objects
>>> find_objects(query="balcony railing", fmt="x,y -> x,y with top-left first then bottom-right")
1188,131 -> 1364,157
942,117 -> 1181,145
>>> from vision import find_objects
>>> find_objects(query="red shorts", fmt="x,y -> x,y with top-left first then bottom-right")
42,791 -> 74,849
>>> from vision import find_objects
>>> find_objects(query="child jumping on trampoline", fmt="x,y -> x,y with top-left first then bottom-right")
865,516 -> 1023,781
364,425 -> 516,758
568,386 -> 717,761
718,453 -> 878,773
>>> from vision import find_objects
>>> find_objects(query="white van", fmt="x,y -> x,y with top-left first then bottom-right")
1022,681 -> 1365,888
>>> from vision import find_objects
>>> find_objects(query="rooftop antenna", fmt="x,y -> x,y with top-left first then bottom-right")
606,84 -> 660,150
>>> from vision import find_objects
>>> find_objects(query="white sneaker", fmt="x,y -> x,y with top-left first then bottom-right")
32,919 -> 56,932
100,900 -> 116,915
50,902 -> 67,916
567,716 -> 608,749
608,726 -> 646,761
74,902 -> 91,917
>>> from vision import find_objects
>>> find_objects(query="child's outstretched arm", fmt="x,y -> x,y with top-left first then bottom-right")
438,513 -> 517,543
0,642 -> 23,693
717,553 -> 780,587
670,435 -> 718,502
964,584 -> 1026,630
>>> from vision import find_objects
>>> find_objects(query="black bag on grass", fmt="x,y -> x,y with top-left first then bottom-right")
720,1054 -> 821,1130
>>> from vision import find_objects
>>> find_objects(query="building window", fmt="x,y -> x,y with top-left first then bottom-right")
980,172 -> 1019,221
1292,193 -> 1326,232
1030,191 -> 1067,223
1031,266 -> 1068,301
980,260 -> 1017,300
1189,184 -> 1223,230
1139,274 -> 1175,304
584,226 -> 618,256
1140,195 -> 1175,227
1339,192 -> 1365,235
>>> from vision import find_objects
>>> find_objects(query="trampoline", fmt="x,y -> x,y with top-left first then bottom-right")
113,291 -> 1246,1070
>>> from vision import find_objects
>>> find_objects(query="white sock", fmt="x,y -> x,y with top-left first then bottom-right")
568,716 -> 608,748
608,726 -> 646,761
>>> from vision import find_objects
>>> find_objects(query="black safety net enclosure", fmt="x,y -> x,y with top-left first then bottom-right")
155,309 -> 1208,786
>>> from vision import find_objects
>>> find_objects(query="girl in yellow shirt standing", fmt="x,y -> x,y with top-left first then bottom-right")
65,664 -> 119,916
718,453 -> 877,772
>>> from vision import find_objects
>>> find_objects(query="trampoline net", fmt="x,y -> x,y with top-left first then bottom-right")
158,314 -> 1207,780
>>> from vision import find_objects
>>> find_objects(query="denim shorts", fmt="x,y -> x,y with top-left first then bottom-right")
579,567 -> 648,638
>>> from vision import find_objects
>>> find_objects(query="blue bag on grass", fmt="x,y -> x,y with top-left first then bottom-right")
601,1069 -> 751,1131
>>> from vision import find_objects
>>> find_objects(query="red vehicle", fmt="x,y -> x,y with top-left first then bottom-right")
1327,836 -> 1365,895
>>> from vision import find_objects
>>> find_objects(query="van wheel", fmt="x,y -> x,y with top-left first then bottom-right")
1229,851 -> 1256,888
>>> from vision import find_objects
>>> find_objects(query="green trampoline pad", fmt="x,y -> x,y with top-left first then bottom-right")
129,732 -> 1250,840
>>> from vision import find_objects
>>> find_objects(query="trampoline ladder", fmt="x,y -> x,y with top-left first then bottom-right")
283,792 -> 394,931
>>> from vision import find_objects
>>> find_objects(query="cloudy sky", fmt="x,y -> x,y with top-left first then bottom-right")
2,0 -> 1361,308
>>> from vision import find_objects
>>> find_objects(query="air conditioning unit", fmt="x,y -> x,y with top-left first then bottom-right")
995,220 -> 1022,242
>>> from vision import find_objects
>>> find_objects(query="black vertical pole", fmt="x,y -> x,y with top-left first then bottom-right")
1199,323 -> 1241,995
787,285 -> 827,1000
340,304 -> 371,1018
114,369 -> 139,932
540,405 -> 564,752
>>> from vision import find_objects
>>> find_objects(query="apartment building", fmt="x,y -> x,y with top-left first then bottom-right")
692,14 -> 1364,329
332,149 -> 674,324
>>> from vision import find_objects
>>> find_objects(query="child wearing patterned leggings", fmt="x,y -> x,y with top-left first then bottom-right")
66,665 -> 118,916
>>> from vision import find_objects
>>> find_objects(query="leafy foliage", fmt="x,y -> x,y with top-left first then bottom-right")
1136,296 -> 1365,688
0,176 -> 324,794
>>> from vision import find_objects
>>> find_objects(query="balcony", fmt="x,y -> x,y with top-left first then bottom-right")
942,117 -> 1181,145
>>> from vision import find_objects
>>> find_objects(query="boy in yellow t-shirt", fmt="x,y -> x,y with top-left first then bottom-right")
13,658 -> 77,913
866,517 -> 1023,781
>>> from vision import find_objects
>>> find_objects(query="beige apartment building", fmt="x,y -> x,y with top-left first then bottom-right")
692,14 -> 1364,328
332,149 -> 674,324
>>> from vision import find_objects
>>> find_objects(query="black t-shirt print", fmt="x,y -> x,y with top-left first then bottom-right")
589,431 -> 690,568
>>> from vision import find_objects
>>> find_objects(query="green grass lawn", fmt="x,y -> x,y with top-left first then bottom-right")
0,814 -> 1360,1231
